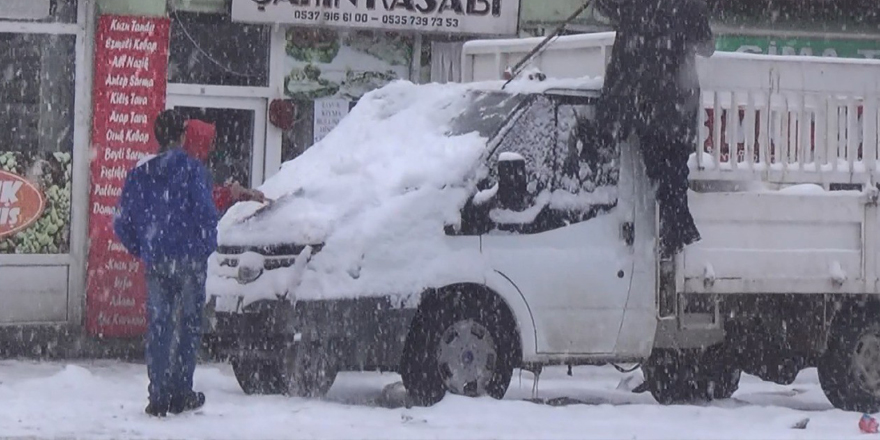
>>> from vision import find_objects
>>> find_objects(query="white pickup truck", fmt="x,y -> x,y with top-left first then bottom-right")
206,32 -> 880,412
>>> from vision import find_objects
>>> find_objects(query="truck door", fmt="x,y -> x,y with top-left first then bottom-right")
479,94 -> 635,355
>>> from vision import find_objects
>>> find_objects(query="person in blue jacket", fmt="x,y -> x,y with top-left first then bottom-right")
114,109 -> 219,417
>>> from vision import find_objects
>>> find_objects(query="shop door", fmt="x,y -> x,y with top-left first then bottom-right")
165,95 -> 267,189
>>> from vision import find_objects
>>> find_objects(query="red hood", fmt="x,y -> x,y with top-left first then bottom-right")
183,119 -> 217,162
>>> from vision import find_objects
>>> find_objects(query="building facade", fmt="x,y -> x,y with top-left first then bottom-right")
5,0 -> 875,341
0,0 -> 523,340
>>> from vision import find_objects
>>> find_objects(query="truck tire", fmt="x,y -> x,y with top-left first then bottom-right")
643,347 -> 741,404
281,342 -> 338,398
231,359 -> 286,395
818,308 -> 880,413
401,293 -> 516,407
704,344 -> 741,399
643,349 -> 704,404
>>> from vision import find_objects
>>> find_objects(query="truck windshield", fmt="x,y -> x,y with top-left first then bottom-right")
446,90 -> 530,140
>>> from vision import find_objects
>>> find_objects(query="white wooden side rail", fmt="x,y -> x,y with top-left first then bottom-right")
696,53 -> 880,187
462,33 -> 880,187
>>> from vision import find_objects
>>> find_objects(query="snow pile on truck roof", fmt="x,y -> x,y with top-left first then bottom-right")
218,77 -> 602,246
210,77 -> 603,305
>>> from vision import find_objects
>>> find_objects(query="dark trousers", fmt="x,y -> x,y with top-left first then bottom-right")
145,258 -> 207,408
635,110 -> 701,257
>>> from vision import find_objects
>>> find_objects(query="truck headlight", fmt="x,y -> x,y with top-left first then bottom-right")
237,265 -> 263,284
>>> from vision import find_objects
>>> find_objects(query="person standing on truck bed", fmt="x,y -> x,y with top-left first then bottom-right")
596,0 -> 715,257
113,109 -> 219,417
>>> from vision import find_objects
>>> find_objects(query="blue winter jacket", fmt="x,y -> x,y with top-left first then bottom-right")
113,148 -> 219,265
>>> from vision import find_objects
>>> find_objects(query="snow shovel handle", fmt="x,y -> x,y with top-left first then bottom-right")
502,0 -> 593,89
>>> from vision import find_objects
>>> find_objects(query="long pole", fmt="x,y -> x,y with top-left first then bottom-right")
502,0 -> 593,90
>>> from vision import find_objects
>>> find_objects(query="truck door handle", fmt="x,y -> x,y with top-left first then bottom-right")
621,222 -> 634,247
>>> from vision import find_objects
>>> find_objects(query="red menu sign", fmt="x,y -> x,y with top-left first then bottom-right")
86,15 -> 170,337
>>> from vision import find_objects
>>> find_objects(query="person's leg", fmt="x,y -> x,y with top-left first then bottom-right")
169,258 -> 207,413
145,262 -> 174,415
652,110 -> 701,257
638,123 -> 698,257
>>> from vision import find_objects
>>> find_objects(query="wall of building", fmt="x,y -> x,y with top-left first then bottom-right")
518,0 -> 880,58
96,0 -> 164,16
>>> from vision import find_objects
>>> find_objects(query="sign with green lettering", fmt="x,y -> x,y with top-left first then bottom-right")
716,35 -> 880,59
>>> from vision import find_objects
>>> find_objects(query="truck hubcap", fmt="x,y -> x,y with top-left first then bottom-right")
853,332 -> 880,397
436,319 -> 497,397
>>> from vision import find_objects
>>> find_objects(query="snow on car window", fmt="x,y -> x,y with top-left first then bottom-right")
487,95 -> 557,196
555,103 -> 619,197
447,90 -> 530,140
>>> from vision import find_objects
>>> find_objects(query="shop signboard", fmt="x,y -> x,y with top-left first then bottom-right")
716,35 -> 880,59
85,15 -> 171,337
232,0 -> 521,36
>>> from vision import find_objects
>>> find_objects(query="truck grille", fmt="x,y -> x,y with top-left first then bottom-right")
216,243 -> 324,257
216,243 -> 323,274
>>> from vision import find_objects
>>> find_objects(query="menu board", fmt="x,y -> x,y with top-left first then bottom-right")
85,16 -> 170,337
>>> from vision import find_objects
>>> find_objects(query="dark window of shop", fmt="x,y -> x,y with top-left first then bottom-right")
280,99 -> 359,163
168,11 -> 270,87
0,33 -> 76,153
0,0 -> 78,24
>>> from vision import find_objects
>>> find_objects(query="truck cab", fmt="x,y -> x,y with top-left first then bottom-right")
206,80 -> 667,405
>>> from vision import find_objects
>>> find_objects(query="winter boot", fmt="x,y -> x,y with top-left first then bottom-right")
169,391 -> 205,415
144,401 -> 168,417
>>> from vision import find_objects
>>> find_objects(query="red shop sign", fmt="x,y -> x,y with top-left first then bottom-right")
0,171 -> 46,239
85,15 -> 170,338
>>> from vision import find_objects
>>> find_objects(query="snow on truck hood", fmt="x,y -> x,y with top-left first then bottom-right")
210,77 -> 603,305
217,77 -> 604,247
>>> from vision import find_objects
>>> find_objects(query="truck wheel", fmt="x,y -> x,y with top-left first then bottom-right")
819,308 -> 880,413
643,349 -> 704,404
281,342 -> 338,398
707,366 -> 741,400
401,294 -> 516,407
704,345 -> 741,400
231,359 -> 285,395
644,347 -> 741,404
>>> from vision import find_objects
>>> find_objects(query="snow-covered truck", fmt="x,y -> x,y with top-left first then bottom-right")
206,32 -> 880,412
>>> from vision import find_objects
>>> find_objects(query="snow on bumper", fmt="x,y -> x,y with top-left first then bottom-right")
206,245 -> 316,313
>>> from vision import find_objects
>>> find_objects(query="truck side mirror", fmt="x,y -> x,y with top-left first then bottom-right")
497,152 -> 527,211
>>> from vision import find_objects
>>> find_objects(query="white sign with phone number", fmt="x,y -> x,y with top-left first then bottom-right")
232,0 -> 520,36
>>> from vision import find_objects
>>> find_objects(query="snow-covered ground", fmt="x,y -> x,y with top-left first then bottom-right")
0,360 -> 873,440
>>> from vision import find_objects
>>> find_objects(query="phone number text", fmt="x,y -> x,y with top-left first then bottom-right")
288,10 -> 461,28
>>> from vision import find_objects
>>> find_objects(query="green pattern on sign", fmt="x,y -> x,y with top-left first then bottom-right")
716,35 -> 880,59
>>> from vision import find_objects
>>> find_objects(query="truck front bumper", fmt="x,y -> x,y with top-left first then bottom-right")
208,299 -> 297,360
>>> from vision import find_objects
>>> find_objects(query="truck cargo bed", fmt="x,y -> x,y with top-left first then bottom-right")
683,188 -> 875,295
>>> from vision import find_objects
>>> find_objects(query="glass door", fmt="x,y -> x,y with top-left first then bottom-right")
165,95 -> 267,189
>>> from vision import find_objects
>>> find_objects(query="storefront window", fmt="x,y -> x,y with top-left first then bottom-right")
279,28 -> 421,162
0,33 -> 75,254
168,11 -> 270,87
0,0 -> 78,24
174,106 -> 254,188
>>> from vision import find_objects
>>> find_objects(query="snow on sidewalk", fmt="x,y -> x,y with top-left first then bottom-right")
0,360 -> 870,440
